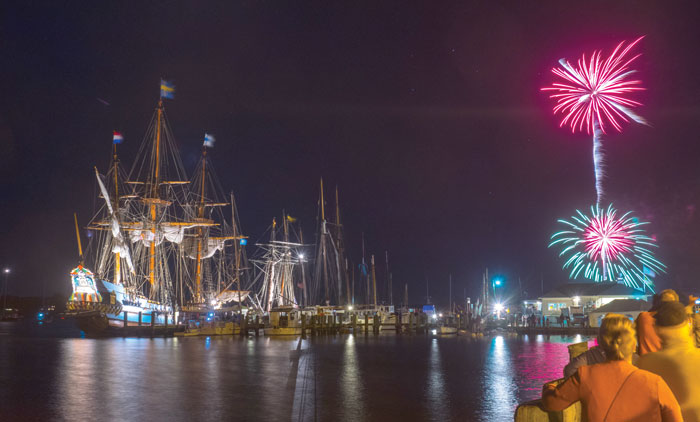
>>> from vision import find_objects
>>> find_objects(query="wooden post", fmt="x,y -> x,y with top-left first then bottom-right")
396,311 -> 401,334
255,315 -> 260,337
138,311 -> 142,326
364,312 -> 369,335
301,314 -> 307,339
352,314 -> 357,333
123,311 -> 128,336
240,313 -> 248,336
151,311 -> 156,337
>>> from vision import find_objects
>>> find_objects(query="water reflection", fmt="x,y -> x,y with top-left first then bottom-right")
60,340 -> 99,420
340,335 -> 364,420
427,338 -> 450,420
0,333 -> 591,421
481,335 -> 517,420
291,338 -> 315,421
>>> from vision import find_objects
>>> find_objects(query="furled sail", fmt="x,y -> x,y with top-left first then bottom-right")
183,237 -> 227,259
95,168 -> 135,273
129,224 -> 210,247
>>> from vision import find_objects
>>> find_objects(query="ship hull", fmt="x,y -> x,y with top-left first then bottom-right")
67,280 -> 177,337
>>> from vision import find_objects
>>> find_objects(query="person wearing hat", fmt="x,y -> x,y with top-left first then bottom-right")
637,300 -> 700,422
636,289 -> 679,356
542,313 -> 681,421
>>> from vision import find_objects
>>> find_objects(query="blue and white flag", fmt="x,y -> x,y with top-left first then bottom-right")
113,131 -> 124,144
160,79 -> 175,99
203,133 -> 215,148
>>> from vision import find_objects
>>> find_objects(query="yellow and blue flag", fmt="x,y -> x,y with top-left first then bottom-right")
160,79 -> 175,99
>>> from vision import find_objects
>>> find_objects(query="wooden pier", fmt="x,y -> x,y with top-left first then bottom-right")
511,326 -> 598,336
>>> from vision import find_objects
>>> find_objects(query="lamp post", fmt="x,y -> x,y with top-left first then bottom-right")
492,278 -> 503,303
490,277 -> 504,319
2,268 -> 10,314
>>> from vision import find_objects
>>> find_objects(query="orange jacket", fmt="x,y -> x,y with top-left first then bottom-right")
637,311 -> 662,355
542,360 -> 682,422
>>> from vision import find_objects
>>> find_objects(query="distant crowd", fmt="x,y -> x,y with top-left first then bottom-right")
541,289 -> 700,422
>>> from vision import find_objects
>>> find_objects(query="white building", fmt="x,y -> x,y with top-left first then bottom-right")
540,282 -> 650,320
587,299 -> 652,327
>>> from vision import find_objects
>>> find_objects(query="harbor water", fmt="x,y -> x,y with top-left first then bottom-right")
0,323 -> 591,421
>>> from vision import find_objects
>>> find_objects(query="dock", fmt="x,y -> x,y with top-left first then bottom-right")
510,326 -> 598,336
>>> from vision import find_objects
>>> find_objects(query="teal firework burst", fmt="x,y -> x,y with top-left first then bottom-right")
550,204 -> 665,291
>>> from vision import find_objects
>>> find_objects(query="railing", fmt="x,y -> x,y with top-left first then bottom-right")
514,341 -> 588,422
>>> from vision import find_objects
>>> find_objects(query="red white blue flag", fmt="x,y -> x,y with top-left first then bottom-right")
113,131 -> 124,144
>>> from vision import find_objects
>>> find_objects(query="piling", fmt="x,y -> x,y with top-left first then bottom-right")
151,311 -> 156,337
351,314 -> 357,333
240,314 -> 248,336
138,311 -> 142,327
123,311 -> 128,336
255,315 -> 260,337
364,312 -> 369,335
301,314 -> 307,339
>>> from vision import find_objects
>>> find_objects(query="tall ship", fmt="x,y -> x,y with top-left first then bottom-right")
65,83 -> 244,335
180,136 -> 251,316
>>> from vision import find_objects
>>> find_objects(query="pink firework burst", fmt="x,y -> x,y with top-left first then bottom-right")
542,37 -> 647,135
584,210 -> 634,264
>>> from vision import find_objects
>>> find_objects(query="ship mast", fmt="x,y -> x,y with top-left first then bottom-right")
362,233 -> 368,305
112,141 -> 121,284
335,186 -> 351,305
148,100 -> 163,288
231,192 -> 242,317
281,211 -> 289,306
299,227 -> 308,307
320,178 -> 330,304
265,217 -> 277,312
385,250 -> 391,305
74,213 -> 84,265
371,254 -> 377,307
194,145 -> 207,303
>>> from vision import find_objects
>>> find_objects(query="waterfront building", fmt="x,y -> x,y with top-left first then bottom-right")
540,283 -> 649,322
587,298 -> 651,327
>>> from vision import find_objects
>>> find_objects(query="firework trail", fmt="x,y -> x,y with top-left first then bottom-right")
543,37 -> 647,205
550,204 -> 665,290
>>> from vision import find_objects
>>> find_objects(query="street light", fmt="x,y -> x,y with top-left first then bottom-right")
494,302 -> 504,319
492,277 -> 504,302
2,268 -> 10,313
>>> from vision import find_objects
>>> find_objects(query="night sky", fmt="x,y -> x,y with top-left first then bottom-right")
2,1 -> 700,304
